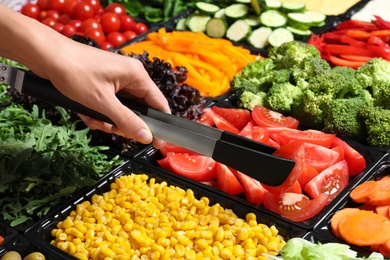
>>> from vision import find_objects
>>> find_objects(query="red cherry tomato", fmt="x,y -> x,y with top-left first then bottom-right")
46,10 -> 60,20
104,3 -> 126,17
42,17 -> 57,28
38,10 -> 47,21
62,0 -> 79,16
37,0 -> 48,11
133,22 -> 148,35
58,14 -> 71,24
52,22 -> 64,33
123,30 -> 137,41
84,28 -> 105,46
72,2 -> 94,21
47,0 -> 65,13
100,41 -> 114,51
82,0 -> 101,14
106,31 -> 126,48
62,24 -> 77,37
80,18 -> 101,33
68,19 -> 82,31
100,12 -> 120,33
21,3 -> 40,20
120,15 -> 136,32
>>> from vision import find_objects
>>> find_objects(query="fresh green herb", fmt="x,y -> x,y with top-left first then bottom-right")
0,104 -> 123,227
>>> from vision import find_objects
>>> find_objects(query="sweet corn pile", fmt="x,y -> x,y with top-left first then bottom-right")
50,174 -> 286,260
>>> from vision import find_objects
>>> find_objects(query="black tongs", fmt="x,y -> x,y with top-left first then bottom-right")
0,63 -> 295,186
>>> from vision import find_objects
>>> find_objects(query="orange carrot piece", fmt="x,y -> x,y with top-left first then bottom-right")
338,210 -> 390,246
330,208 -> 360,239
349,180 -> 378,203
376,205 -> 390,219
378,239 -> 390,258
369,179 -> 390,206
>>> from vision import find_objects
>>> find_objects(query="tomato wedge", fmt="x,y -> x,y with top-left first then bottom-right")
211,106 -> 252,131
197,107 -> 215,126
303,142 -> 342,173
159,142 -> 198,157
234,170 -> 267,205
157,157 -> 172,171
239,120 -> 256,136
212,113 -> 240,134
297,163 -> 319,188
331,137 -> 366,176
166,152 -> 216,182
304,160 -> 349,202
252,105 -> 299,129
270,129 -> 336,148
215,163 -> 244,195
263,192 -> 329,222
243,126 -> 269,144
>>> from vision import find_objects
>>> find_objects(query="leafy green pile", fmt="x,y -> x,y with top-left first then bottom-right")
0,104 -> 123,227
231,41 -> 390,147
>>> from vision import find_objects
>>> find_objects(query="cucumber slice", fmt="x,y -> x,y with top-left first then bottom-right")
225,3 -> 249,20
206,18 -> 227,38
267,27 -> 294,47
287,12 -> 312,30
281,1 -> 306,13
187,14 -> 211,32
176,18 -> 187,30
226,20 -> 252,42
245,15 -> 262,27
236,0 -> 251,3
304,10 -> 326,27
247,26 -> 272,48
195,2 -> 220,15
265,0 -> 281,10
286,26 -> 311,40
214,8 -> 225,19
260,10 -> 287,28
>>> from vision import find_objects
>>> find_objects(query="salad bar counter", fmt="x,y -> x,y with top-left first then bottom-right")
1,0 -> 390,259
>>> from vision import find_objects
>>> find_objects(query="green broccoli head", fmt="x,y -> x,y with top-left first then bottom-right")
359,105 -> 390,147
331,66 -> 365,98
290,57 -> 331,82
230,59 -> 275,93
267,41 -> 321,69
323,90 -> 373,140
265,82 -> 303,113
356,58 -> 390,108
239,90 -> 268,110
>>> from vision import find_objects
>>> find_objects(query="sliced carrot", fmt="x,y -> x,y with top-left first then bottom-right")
338,210 -> 390,246
378,239 -> 390,258
376,205 -> 390,219
330,208 -> 360,239
368,179 -> 390,206
349,180 -> 378,203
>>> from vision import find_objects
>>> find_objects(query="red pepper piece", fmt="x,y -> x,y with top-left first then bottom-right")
345,30 -> 371,40
324,44 -> 376,57
373,15 -> 390,30
329,56 -> 366,69
340,35 -> 367,47
339,54 -> 372,62
336,20 -> 378,31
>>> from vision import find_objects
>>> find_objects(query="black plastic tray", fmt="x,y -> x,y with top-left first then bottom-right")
0,220 -> 18,251
25,160 -> 308,260
314,152 -> 390,256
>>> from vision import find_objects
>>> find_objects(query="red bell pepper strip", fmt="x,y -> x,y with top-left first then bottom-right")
329,56 -> 366,69
336,20 -> 379,31
345,30 -> 371,40
340,35 -> 366,47
373,15 -> 390,30
339,54 -> 372,62
324,44 -> 377,57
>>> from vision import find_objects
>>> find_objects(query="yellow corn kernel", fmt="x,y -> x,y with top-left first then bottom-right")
215,227 -> 224,241
220,247 -> 233,259
62,216 -> 74,229
73,252 -> 88,260
69,227 -> 84,239
233,245 -> 245,257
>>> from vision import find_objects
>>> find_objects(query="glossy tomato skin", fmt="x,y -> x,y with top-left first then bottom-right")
42,17 -> 57,28
271,129 -> 336,148
84,28 -> 105,46
166,152 -> 216,182
21,3 -> 41,19
197,108 -> 215,126
252,105 -> 299,129
80,18 -> 101,33
234,171 -> 266,205
303,142 -> 342,173
82,0 -> 101,14
62,24 -> 77,37
106,31 -> 126,48
120,15 -> 136,32
304,160 -> 349,202
47,0 -> 65,13
134,22 -> 148,35
211,106 -> 252,131
104,3 -> 126,17
212,113 -> 240,134
215,163 -> 244,196
62,0 -> 79,16
73,2 -> 94,21
100,12 -> 120,33
37,0 -> 48,11
331,137 -> 366,176
123,30 -> 137,41
159,142 -> 198,157
99,41 -> 114,50
263,192 -> 329,222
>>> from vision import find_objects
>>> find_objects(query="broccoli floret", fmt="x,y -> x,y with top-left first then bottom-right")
331,66 -> 365,98
265,82 -> 303,113
268,41 -> 321,69
239,90 -> 267,110
290,56 -> 331,82
230,59 -> 275,93
359,105 -> 390,147
323,90 -> 373,140
268,68 -> 292,84
356,58 -> 390,109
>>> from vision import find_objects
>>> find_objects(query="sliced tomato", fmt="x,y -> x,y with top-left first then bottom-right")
211,106 -> 252,131
166,152 -> 216,182
234,170 -> 266,205
331,137 -> 366,176
304,160 -> 349,202
273,140 -> 304,160
197,107 -> 215,126
212,113 -> 240,134
201,180 -> 218,188
270,129 -> 336,148
243,126 -> 269,144
215,163 -> 244,195
303,142 -> 341,173
263,192 -> 329,222
331,145 -> 345,162
286,180 -> 302,194
267,138 -> 281,149
252,105 -> 299,129
157,157 -> 172,171
159,142 -> 198,157
297,163 -> 319,188
239,120 -> 256,136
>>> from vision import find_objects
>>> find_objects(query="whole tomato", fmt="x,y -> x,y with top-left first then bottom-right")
52,22 -> 64,33
21,3 -> 40,20
133,22 -> 148,35
37,0 -> 48,11
100,41 -> 113,50
42,17 -> 57,28
104,3 -> 126,17
106,31 -> 126,48
46,10 -> 60,20
47,0 -> 65,13
62,24 -> 77,37
120,15 -> 136,32
58,14 -> 71,24
62,0 -> 79,16
68,19 -> 82,30
72,2 -> 94,21
82,0 -> 101,14
123,30 -> 137,41
80,18 -> 102,33
84,28 -> 105,46
100,12 -> 120,33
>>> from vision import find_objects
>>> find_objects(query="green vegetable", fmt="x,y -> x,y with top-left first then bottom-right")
0,104 -> 123,226
264,237 -> 385,260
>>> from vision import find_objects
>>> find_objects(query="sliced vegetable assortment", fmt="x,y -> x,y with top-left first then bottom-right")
21,0 -> 148,48
309,16 -> 390,68
157,105 -> 366,222
331,176 -> 390,257
121,28 -> 259,97
175,0 -> 327,48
